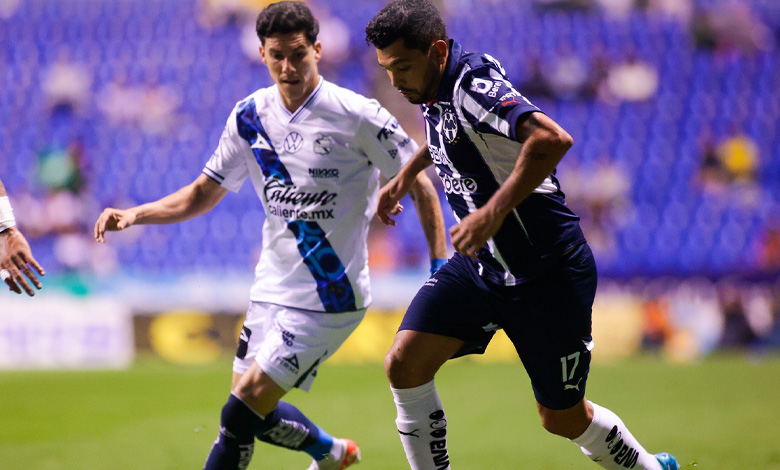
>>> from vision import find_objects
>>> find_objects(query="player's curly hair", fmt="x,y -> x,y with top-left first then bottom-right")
365,0 -> 448,52
256,1 -> 319,45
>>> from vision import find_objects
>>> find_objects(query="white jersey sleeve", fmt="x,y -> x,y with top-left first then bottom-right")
203,108 -> 250,192
354,99 -> 419,178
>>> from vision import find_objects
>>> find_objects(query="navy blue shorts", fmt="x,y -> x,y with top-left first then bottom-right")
400,243 -> 597,410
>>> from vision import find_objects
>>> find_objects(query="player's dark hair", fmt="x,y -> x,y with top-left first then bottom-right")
365,0 -> 448,52
256,1 -> 319,45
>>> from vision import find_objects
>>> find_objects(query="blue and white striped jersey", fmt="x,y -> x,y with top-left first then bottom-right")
205,77 -> 418,312
423,41 -> 585,286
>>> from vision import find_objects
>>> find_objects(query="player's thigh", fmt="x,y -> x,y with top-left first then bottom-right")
250,302 -> 365,393
398,254 -> 496,350
504,244 -> 598,410
231,371 -> 242,390
233,302 -> 275,376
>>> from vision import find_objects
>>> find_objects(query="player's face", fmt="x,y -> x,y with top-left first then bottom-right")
260,31 -> 322,111
376,39 -> 448,105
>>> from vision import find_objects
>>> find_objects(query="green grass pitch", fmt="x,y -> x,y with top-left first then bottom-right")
1,354 -> 779,469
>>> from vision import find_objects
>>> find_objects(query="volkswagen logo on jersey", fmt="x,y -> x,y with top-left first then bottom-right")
442,108 -> 458,143
283,132 -> 304,154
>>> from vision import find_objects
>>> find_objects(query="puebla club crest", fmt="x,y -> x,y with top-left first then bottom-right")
313,133 -> 333,155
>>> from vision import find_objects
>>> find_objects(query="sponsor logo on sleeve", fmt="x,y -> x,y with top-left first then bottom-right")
500,93 -> 535,108
377,117 -> 400,141
470,78 -> 502,98
470,77 -> 493,94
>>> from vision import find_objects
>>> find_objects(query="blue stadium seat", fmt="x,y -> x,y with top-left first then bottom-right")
3,0 -> 775,278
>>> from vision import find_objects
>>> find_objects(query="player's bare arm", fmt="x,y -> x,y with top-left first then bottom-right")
407,166 -> 448,261
450,112 -> 573,258
94,174 -> 228,243
377,145 -> 434,226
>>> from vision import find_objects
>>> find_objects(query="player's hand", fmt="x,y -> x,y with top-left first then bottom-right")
94,207 -> 137,243
0,227 -> 45,296
449,206 -> 503,259
377,181 -> 405,226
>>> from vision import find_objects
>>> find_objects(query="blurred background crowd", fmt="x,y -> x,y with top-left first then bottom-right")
1,0 -> 779,361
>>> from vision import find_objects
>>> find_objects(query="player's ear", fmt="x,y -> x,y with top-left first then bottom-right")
313,40 -> 322,62
258,44 -> 267,65
431,40 -> 448,66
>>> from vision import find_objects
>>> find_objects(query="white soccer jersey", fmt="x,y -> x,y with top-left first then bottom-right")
204,77 -> 418,312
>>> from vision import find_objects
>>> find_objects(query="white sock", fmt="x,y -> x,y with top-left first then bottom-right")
572,401 -> 662,470
391,380 -> 451,470
326,438 -> 344,462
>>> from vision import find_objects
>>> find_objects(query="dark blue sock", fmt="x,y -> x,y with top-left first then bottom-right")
255,401 -> 334,460
203,394 -> 263,470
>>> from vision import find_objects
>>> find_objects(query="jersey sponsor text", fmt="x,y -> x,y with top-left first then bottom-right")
440,173 -> 478,195
263,179 -> 337,207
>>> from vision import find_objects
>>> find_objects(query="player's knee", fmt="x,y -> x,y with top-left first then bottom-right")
384,349 -> 403,384
233,376 -> 258,402
385,349 -> 416,387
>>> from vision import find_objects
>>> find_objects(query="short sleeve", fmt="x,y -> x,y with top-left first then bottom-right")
203,106 -> 250,193
455,62 -> 541,142
355,99 -> 420,179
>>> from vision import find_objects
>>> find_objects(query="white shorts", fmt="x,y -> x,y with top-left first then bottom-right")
233,301 -> 366,392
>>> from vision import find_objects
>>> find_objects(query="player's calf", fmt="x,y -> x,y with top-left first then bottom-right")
203,394 -> 262,470
537,399 -> 593,439
203,396 -> 342,470
391,380 -> 451,470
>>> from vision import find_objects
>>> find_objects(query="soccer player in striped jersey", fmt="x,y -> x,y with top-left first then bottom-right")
94,2 -> 447,469
366,1 -> 679,469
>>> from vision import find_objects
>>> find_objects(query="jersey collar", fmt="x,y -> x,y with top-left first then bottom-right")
429,39 -> 463,105
276,76 -> 324,122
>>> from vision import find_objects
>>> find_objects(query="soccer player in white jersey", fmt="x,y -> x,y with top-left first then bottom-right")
366,1 -> 680,470
1,177 -> 45,296
94,2 -> 447,469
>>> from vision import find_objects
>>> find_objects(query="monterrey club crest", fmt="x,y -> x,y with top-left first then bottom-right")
283,131 -> 304,153
442,108 -> 458,143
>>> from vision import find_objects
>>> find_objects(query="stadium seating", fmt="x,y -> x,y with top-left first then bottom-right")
1,0 -> 777,280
